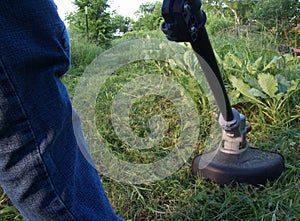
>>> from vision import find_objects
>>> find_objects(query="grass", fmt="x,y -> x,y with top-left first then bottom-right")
0,32 -> 299,220
0,188 -> 23,220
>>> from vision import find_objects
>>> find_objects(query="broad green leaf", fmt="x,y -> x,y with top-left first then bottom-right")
248,88 -> 266,98
276,74 -> 290,93
245,75 -> 261,90
230,75 -> 250,94
228,76 -> 263,104
275,92 -> 284,100
258,73 -> 278,98
228,90 -> 240,105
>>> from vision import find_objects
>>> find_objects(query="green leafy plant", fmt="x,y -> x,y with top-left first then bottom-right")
230,72 -> 299,125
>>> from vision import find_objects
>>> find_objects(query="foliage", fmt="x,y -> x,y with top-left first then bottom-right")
66,1 -> 164,47
203,0 -> 255,25
230,72 -> 299,125
133,1 -> 164,32
213,33 -> 299,126
251,0 -> 300,45
67,0 -> 113,48
110,14 -> 133,34
206,12 -> 234,35
62,32 -> 104,97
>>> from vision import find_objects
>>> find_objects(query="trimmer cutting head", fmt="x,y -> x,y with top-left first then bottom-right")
191,147 -> 284,185
191,109 -> 284,185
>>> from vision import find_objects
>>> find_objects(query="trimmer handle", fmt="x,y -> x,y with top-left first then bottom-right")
161,0 -> 206,42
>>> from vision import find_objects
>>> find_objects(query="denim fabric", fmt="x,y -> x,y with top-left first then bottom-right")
0,0 -> 123,220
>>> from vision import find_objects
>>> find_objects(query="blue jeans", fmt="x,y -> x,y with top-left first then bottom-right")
0,0 -> 123,220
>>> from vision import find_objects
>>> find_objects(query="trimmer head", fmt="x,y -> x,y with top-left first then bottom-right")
191,109 -> 284,186
191,147 -> 284,185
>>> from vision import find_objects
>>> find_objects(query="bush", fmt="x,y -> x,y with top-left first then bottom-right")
206,13 -> 234,35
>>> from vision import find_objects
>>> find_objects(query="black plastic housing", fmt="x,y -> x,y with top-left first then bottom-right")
192,148 -> 284,185
161,0 -> 206,42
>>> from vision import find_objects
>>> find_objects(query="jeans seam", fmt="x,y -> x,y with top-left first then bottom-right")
0,57 -> 77,221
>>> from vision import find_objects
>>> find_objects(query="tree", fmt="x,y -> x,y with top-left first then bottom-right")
203,0 -> 255,25
67,0 -> 113,47
111,14 -> 133,34
251,0 -> 299,44
133,1 -> 163,31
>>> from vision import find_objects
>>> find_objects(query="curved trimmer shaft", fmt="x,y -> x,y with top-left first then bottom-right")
161,0 -> 233,121
161,0 -> 284,185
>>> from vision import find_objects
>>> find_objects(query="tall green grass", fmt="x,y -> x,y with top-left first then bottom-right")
71,31 -> 299,220
0,30 -> 299,221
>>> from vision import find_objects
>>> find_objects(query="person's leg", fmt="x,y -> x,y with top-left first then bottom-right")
0,0 -> 123,220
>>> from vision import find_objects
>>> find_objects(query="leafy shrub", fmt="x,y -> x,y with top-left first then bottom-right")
206,14 -> 234,35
